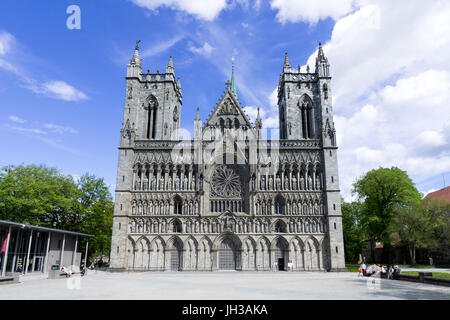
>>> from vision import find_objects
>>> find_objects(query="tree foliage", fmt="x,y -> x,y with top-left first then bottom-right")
353,167 -> 421,243
0,164 -> 113,262
341,199 -> 365,263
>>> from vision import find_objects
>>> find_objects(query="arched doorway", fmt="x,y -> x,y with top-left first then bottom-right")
170,241 -> 182,271
274,239 -> 288,271
219,239 -> 237,270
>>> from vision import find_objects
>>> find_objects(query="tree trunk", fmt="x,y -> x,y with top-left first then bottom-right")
409,242 -> 416,265
370,239 -> 376,263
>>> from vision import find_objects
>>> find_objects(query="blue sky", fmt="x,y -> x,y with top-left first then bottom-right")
1,0 -> 449,200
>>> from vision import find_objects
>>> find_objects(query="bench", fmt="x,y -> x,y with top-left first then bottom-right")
0,273 -> 20,285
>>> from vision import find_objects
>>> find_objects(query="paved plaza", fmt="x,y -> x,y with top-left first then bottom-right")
1,271 -> 449,300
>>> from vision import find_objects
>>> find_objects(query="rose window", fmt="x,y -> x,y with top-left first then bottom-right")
211,166 -> 241,198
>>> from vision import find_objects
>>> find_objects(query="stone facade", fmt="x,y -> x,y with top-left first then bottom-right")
109,42 -> 346,272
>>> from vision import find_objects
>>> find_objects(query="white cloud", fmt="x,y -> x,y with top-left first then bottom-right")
243,105 -> 264,122
0,31 -> 88,102
141,36 -> 183,58
189,42 -> 214,57
44,123 -> 78,134
305,0 -> 450,199
5,124 -> 46,135
33,81 -> 88,102
130,0 -> 228,21
8,115 -> 26,124
270,0 -> 358,24
0,31 -> 14,55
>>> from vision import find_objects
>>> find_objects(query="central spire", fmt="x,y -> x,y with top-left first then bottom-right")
230,57 -> 238,99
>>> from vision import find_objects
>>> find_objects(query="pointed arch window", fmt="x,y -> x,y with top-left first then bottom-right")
146,95 -> 158,139
299,95 -> 314,139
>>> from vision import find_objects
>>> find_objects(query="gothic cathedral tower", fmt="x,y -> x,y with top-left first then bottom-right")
277,43 -> 345,270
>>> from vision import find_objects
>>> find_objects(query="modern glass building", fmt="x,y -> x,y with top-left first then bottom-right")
0,220 -> 93,277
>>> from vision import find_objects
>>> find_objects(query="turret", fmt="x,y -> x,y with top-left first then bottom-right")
166,56 -> 174,74
127,40 -> 142,79
315,42 -> 330,78
194,108 -> 202,140
255,107 -> 262,140
283,52 -> 291,73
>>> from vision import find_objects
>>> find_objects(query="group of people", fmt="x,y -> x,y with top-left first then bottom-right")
358,263 -> 401,279
60,262 -> 96,277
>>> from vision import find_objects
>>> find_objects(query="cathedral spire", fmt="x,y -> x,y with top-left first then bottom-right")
283,52 -> 291,72
315,41 -> 330,77
196,107 -> 200,121
256,107 -> 262,129
317,42 -> 326,61
127,40 -> 142,78
129,40 -> 142,67
166,56 -> 175,74
231,58 -> 238,99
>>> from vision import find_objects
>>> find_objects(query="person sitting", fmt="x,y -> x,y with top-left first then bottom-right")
393,265 -> 401,279
388,266 -> 394,279
60,265 -> 72,277
16,265 -> 23,274
366,265 -> 373,276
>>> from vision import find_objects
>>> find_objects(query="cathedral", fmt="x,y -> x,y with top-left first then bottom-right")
109,41 -> 346,272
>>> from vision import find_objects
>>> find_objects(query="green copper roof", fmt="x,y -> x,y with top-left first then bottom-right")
231,62 -> 238,99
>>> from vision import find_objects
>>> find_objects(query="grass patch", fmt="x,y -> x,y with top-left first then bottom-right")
346,265 -> 360,272
398,264 -> 450,269
402,271 -> 450,279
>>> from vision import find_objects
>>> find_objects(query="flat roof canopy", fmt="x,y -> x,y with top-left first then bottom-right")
0,219 -> 94,238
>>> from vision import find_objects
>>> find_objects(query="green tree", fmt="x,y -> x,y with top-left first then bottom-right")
341,200 -> 365,263
390,204 -> 429,265
74,174 -> 114,263
0,164 -> 76,226
0,164 -> 113,263
353,167 -> 421,262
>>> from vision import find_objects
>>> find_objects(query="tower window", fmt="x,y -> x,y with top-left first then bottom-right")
120,204 -> 123,211
334,222 -> 336,229
331,176 -> 334,183
336,246 -> 338,253
117,246 -> 119,254
333,204 -> 336,210
119,223 -> 121,230
329,150 -> 332,157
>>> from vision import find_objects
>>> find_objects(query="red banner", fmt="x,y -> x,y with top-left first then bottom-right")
1,227 -> 9,252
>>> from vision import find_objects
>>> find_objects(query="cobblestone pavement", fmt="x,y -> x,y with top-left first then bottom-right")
1,271 -> 449,300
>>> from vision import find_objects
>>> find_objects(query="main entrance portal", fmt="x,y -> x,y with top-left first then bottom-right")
170,243 -> 182,271
219,239 -> 237,270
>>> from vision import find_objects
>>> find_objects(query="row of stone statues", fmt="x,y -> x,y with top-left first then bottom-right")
134,173 -> 197,191
132,200 -> 200,216
258,174 -> 321,191
129,217 -> 327,234
255,201 -> 324,215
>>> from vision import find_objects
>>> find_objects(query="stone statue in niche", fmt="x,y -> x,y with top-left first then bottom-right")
127,86 -> 133,99
167,176 -> 172,190
151,176 -> 156,190
183,176 -> 188,190
175,176 -> 180,190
